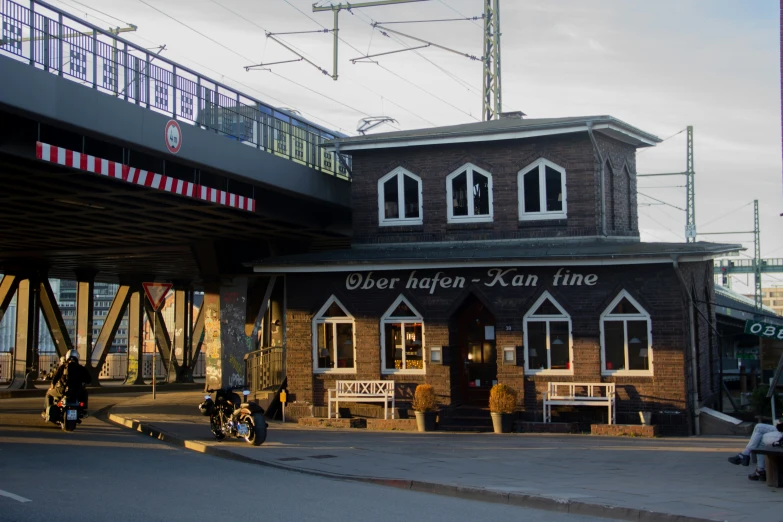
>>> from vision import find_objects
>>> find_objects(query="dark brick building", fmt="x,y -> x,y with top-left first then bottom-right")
254,115 -> 739,435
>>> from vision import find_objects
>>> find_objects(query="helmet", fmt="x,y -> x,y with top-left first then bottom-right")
66,349 -> 79,362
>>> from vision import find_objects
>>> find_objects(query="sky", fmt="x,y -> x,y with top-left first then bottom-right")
39,0 -> 783,293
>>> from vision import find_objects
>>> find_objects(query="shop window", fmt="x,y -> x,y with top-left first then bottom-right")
446,163 -> 493,223
312,296 -> 355,373
600,291 -> 653,376
378,167 -> 423,226
381,295 -> 425,374
518,159 -> 567,221
523,291 -> 573,374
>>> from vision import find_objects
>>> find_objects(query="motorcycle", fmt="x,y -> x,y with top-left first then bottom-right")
43,394 -> 84,432
199,387 -> 267,446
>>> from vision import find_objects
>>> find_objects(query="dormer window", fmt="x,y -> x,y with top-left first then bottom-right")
446,163 -> 493,223
378,167 -> 423,226
518,159 -> 567,221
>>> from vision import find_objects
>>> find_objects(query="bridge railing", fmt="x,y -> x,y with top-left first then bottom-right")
0,0 -> 351,179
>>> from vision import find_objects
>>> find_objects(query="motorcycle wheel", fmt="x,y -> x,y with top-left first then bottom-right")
244,413 -> 266,446
62,418 -> 77,432
210,411 -> 226,441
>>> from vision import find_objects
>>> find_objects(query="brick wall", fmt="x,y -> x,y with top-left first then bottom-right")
285,262 -> 703,430
348,132 -> 639,245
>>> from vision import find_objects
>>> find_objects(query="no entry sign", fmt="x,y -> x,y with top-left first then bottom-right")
165,120 -> 182,154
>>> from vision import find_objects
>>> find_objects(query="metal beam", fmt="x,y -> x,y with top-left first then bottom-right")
753,199 -> 762,310
38,278 -> 72,358
482,0 -> 501,121
171,287 -> 189,383
90,284 -> 130,376
0,275 -> 19,324
312,0 -> 429,11
186,303 -> 205,379
9,278 -> 37,389
685,126 -> 696,242
145,301 -> 176,376
75,275 -> 95,364
124,286 -> 145,385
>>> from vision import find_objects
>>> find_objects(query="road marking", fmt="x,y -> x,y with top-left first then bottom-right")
0,489 -> 31,503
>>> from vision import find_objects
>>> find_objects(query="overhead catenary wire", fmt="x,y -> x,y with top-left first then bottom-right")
637,128 -> 686,155
638,192 -> 685,212
374,16 -> 484,24
436,0 -> 483,28
54,0 -> 132,26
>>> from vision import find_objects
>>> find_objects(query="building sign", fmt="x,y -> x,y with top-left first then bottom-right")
345,268 -> 598,295
744,320 -> 783,340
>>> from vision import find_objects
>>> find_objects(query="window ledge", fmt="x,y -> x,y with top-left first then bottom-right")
526,369 -> 574,376
601,370 -> 653,377
447,216 -> 493,224
379,219 -> 424,227
313,369 -> 357,375
519,213 -> 567,222
381,369 -> 426,375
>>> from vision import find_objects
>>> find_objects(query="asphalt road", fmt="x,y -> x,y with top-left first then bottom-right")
0,395 -> 611,522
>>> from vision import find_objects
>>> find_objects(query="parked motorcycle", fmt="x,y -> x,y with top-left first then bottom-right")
199,387 -> 267,446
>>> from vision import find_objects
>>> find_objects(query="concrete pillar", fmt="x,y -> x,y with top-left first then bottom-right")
124,285 -> 145,385
204,277 -> 252,390
170,285 -> 189,383
10,277 -> 38,389
74,272 -> 96,364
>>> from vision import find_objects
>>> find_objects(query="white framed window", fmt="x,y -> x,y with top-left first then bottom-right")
518,158 -> 567,221
381,295 -> 425,374
600,290 -> 653,376
446,163 -> 493,223
524,291 -> 573,375
378,167 -> 423,226
312,295 -> 356,374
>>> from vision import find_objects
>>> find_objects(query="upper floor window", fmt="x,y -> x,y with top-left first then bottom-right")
600,291 -> 653,376
381,295 -> 425,374
378,167 -> 423,226
524,291 -> 573,375
446,163 -> 493,223
312,295 -> 355,373
518,159 -> 567,221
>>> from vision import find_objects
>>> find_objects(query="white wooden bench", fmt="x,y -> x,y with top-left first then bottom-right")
328,380 -> 396,420
543,383 -> 616,424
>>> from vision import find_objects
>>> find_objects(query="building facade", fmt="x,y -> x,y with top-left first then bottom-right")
254,115 -> 739,435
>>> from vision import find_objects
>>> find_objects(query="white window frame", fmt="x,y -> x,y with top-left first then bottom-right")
380,294 -> 426,375
600,290 -> 654,376
446,163 -> 494,223
377,167 -> 424,226
523,291 -> 574,376
312,295 -> 356,374
518,158 -> 567,221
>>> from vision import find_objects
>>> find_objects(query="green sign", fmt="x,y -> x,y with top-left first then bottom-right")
744,320 -> 783,340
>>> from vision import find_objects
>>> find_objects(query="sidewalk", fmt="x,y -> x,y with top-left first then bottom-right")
107,391 -> 782,522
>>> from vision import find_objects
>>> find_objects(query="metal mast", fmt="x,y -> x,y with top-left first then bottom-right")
685,125 -> 696,243
482,0 -> 501,121
754,199 -> 762,310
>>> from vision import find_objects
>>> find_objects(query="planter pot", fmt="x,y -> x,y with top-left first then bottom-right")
639,411 -> 652,425
415,411 -> 437,432
491,412 -> 513,433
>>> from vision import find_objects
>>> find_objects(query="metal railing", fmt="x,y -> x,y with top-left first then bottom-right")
0,0 -> 351,179
245,347 -> 284,393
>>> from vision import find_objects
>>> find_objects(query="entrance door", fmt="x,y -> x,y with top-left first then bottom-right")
455,298 -> 497,406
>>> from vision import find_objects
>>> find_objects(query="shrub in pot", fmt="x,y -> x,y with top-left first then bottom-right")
489,383 -> 517,433
412,384 -> 438,432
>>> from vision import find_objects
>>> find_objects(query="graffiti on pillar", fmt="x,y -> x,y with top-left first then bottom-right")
220,279 -> 250,389
203,294 -> 222,390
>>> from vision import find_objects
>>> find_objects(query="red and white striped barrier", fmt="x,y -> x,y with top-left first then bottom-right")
36,142 -> 256,213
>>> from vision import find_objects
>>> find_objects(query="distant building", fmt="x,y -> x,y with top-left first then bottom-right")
761,287 -> 783,316
59,280 -> 129,353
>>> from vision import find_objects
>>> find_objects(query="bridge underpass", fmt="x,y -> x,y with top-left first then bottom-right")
0,0 -> 353,391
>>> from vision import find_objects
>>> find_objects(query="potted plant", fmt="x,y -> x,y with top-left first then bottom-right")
412,384 -> 438,432
489,383 -> 517,433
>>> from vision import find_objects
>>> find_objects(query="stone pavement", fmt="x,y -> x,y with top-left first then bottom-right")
106,391 -> 783,522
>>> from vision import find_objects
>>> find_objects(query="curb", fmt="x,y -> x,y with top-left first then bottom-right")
105,411 -> 722,522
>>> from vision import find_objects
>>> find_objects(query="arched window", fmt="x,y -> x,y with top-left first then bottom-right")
518,159 -> 567,220
446,163 -> 493,223
378,167 -> 423,226
381,295 -> 425,374
312,296 -> 355,373
524,291 -> 573,374
600,291 -> 653,375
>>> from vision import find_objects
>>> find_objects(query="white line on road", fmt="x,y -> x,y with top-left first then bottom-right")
0,489 -> 32,503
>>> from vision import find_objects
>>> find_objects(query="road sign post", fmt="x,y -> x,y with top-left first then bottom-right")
143,282 -> 172,400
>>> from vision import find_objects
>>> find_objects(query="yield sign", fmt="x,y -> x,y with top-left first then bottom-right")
142,282 -> 172,312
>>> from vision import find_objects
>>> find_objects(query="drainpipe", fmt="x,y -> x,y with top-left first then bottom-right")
672,256 -> 701,436
586,123 -> 607,236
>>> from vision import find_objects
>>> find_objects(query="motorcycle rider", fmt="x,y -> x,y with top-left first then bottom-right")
44,350 -> 92,420
45,356 -> 65,382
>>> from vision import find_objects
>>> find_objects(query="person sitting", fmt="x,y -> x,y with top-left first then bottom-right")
44,350 -> 92,421
728,420 -> 783,481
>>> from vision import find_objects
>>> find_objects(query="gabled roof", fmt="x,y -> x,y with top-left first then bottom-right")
324,115 -> 661,152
